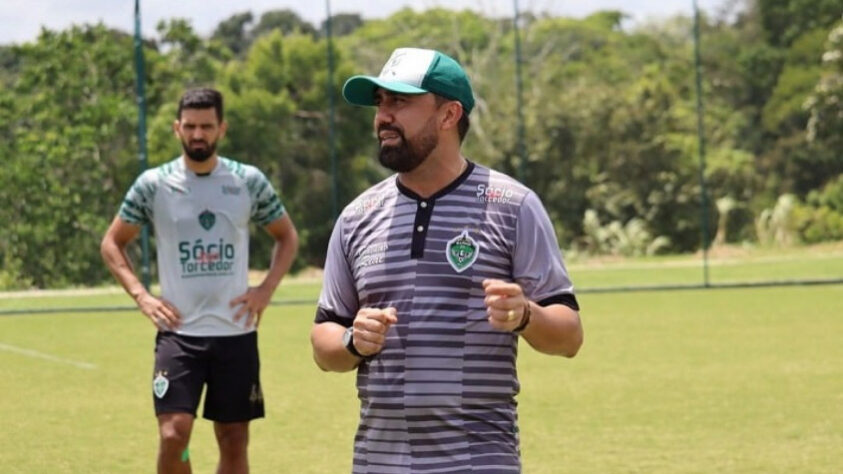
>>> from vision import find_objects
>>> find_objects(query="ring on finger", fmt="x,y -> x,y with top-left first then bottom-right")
506,309 -> 517,321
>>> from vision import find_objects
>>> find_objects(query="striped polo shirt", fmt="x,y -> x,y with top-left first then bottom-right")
316,162 -> 577,473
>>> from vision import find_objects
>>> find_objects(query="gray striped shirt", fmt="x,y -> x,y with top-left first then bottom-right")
317,162 -> 576,473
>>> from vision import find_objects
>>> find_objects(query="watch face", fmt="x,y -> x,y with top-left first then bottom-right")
342,327 -> 353,347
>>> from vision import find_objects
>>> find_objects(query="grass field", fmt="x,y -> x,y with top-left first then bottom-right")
1,251 -> 842,473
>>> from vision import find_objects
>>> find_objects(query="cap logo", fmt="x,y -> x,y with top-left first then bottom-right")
380,51 -> 408,78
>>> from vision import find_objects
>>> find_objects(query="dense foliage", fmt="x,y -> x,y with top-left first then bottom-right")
1,2 -> 841,289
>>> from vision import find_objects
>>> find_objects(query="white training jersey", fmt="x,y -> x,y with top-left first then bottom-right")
119,156 -> 286,336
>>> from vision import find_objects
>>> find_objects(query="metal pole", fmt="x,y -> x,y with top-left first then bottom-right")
513,0 -> 527,183
134,0 -> 151,290
692,0 -> 710,287
326,0 -> 339,220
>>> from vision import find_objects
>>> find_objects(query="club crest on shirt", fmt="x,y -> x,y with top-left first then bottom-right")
153,371 -> 169,399
198,210 -> 216,230
446,230 -> 480,273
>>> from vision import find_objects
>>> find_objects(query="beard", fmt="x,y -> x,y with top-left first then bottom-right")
377,118 -> 438,173
181,139 -> 217,162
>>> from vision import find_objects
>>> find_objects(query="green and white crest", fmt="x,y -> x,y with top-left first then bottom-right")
198,210 -> 216,230
446,230 -> 480,273
153,372 -> 169,399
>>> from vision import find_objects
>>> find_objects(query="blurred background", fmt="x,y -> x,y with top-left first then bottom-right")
1,0 -> 842,293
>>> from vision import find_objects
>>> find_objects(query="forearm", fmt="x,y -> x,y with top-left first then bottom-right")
259,240 -> 297,292
310,322 -> 361,372
519,302 -> 583,357
100,239 -> 148,303
259,218 -> 299,292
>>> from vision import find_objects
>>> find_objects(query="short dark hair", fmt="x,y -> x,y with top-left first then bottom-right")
434,95 -> 471,143
177,88 -> 224,122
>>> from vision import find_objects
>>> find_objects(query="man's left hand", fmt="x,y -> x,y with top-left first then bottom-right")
483,279 -> 529,332
231,284 -> 274,328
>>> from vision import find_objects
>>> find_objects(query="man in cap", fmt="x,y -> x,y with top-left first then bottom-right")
310,48 -> 583,472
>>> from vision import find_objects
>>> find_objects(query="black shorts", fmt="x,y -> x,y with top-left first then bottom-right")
152,331 -> 264,422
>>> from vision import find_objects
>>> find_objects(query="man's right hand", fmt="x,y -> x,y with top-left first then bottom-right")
136,293 -> 182,330
351,307 -> 398,357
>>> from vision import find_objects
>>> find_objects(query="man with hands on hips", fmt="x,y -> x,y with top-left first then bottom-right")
101,88 -> 298,474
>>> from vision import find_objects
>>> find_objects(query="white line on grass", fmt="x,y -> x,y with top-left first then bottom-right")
0,342 -> 97,370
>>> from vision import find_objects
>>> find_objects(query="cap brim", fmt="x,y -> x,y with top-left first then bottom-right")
342,75 -> 428,106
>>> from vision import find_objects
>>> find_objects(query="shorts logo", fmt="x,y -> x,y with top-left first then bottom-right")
446,230 -> 480,273
250,383 -> 264,404
153,371 -> 169,399
198,210 -> 216,230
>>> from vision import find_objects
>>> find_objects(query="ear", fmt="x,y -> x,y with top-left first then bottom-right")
440,101 -> 463,133
219,120 -> 228,139
172,120 -> 180,137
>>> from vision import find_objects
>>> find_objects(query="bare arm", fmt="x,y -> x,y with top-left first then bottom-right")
484,279 -> 583,357
230,213 -> 299,328
310,308 -> 398,372
100,216 -> 181,329
517,303 -> 582,356
310,322 -> 361,372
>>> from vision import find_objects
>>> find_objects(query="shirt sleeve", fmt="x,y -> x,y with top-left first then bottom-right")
513,191 -> 576,303
248,168 -> 286,226
315,218 -> 360,325
118,171 -> 156,225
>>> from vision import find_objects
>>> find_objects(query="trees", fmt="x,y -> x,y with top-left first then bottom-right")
1,5 -> 841,288
0,25 -> 150,287
216,31 -> 374,268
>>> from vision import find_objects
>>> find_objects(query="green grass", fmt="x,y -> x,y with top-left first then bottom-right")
2,246 -> 842,472
1,283 -> 841,473
518,287 -> 843,473
2,244 -> 842,313
568,244 -> 843,288
0,279 -> 322,312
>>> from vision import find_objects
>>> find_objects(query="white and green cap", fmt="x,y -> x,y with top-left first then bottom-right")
343,48 -> 475,115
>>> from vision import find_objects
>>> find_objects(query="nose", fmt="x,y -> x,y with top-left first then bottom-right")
374,105 -> 393,128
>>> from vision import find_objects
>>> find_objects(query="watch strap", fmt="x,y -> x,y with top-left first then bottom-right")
344,327 -> 365,358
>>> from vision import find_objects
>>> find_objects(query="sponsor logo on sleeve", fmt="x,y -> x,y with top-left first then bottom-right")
355,242 -> 389,268
222,185 -> 241,196
351,194 -> 387,215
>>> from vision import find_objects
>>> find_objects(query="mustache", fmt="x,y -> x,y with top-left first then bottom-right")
377,125 -> 404,136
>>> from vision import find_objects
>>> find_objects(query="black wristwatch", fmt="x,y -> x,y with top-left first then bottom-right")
342,326 -> 365,358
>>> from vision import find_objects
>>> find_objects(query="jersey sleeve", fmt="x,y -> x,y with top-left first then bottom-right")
118,170 -> 157,225
247,168 -> 286,226
315,218 -> 359,326
513,191 -> 576,303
